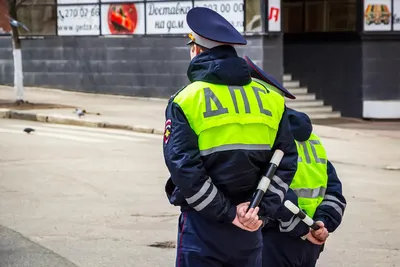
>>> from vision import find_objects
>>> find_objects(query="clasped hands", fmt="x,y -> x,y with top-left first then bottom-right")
232,202 -> 330,245
304,221 -> 329,245
232,202 -> 263,232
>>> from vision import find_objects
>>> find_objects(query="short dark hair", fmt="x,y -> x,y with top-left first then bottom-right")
190,42 -> 208,51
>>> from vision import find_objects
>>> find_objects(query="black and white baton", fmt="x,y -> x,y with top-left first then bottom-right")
247,149 -> 284,212
284,200 -> 320,230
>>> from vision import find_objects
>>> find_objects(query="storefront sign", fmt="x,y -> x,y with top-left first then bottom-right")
268,0 -> 281,32
57,5 -> 100,35
101,3 -> 145,35
363,0 -> 392,31
393,0 -> 400,31
146,1 -> 193,34
194,0 -> 244,32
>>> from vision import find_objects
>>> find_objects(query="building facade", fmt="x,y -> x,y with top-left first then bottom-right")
0,0 -> 399,119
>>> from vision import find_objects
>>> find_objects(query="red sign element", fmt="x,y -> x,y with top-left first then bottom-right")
107,4 -> 138,34
269,7 -> 280,22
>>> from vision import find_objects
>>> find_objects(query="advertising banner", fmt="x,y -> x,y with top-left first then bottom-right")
193,0 -> 244,32
101,3 -> 145,35
363,0 -> 392,31
57,4 -> 100,35
268,0 -> 281,32
146,1 -> 193,34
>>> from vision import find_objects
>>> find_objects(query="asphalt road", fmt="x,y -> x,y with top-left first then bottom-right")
0,118 -> 399,267
0,119 -> 177,267
0,225 -> 78,267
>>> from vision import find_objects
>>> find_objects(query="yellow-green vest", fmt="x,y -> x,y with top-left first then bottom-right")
173,80 -> 285,155
290,133 -> 328,218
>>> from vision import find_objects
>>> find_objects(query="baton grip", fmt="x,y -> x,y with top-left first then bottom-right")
284,200 -> 320,230
248,190 -> 265,210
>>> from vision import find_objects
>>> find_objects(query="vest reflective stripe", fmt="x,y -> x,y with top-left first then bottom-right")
290,133 -> 328,218
292,187 -> 326,199
199,144 -> 271,156
173,81 -> 285,154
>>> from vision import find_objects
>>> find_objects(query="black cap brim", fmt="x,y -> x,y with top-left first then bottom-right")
244,56 -> 296,100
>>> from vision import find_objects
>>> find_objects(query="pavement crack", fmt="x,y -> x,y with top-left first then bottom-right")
148,241 -> 176,249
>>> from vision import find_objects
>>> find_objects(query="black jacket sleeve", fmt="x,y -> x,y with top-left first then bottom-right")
270,188 -> 310,238
258,107 -> 298,218
163,101 -> 237,223
313,161 -> 347,233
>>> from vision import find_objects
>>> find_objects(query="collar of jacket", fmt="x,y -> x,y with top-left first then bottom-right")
287,107 -> 313,142
187,45 -> 251,86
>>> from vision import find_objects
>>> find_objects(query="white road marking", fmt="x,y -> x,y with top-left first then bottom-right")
0,122 -> 162,143
8,123 -> 162,140
6,125 -> 144,142
0,128 -> 105,143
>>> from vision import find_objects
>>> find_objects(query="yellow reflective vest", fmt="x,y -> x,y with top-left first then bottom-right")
290,133 -> 328,218
173,80 -> 285,155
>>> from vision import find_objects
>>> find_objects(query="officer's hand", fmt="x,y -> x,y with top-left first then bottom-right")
311,221 -> 329,242
305,231 -> 325,245
236,203 -> 262,230
232,214 -> 262,232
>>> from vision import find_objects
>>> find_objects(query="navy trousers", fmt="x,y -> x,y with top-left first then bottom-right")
262,228 -> 322,267
175,211 -> 263,267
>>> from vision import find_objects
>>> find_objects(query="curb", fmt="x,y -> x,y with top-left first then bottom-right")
0,109 -> 164,136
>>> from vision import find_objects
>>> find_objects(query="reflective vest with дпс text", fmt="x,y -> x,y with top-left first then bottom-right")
290,133 -> 328,218
173,81 -> 285,156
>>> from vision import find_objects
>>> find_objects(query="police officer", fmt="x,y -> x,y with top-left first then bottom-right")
163,7 -> 298,267
245,56 -> 347,267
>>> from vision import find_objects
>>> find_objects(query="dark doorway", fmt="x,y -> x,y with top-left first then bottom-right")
282,0 -> 363,118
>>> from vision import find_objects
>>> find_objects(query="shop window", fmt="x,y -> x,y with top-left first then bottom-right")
326,0 -> 356,31
17,5 -> 56,35
305,1 -> 326,32
283,2 -> 304,33
245,0 -> 262,32
283,0 -> 357,33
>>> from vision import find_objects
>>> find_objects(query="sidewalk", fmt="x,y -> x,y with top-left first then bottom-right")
1,85 -> 399,169
1,86 -> 399,137
0,86 -> 167,134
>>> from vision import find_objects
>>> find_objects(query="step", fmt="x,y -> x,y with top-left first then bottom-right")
283,74 -> 292,81
286,94 -> 316,101
288,87 -> 308,95
308,112 -> 341,120
286,100 -> 324,108
283,73 -> 342,118
293,106 -> 333,114
283,80 -> 300,88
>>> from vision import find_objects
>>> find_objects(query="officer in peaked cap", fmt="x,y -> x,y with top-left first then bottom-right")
244,56 -> 347,267
185,6 -> 247,49
163,7 -> 298,267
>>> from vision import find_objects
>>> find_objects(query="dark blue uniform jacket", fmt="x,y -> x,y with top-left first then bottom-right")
264,109 -> 347,237
163,45 -> 298,223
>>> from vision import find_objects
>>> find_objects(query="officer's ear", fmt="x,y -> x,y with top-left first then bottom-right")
193,44 -> 200,53
190,43 -> 203,59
